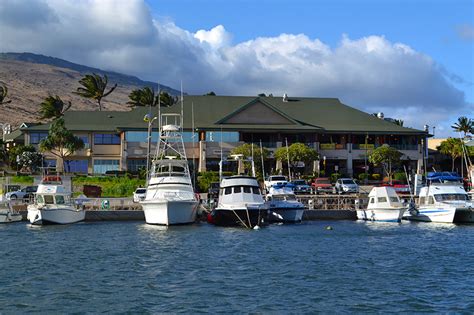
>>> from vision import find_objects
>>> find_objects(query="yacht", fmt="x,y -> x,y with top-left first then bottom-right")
266,183 -> 305,223
357,186 -> 406,222
140,113 -> 198,225
207,176 -> 268,228
0,200 -> 22,223
27,176 -> 85,225
405,183 -> 473,223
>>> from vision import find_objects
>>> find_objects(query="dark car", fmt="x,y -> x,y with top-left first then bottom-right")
290,179 -> 312,194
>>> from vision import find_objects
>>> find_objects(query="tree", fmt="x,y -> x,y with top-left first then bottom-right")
393,119 -> 404,126
368,145 -> 403,181
231,143 -> 270,177
7,145 -> 36,170
159,91 -> 178,107
205,91 -> 216,96
127,87 -> 159,107
274,143 -> 319,175
39,95 -> 71,119
0,83 -> 12,105
0,139 -> 7,165
451,116 -> 473,137
17,151 -> 43,173
73,73 -> 117,111
39,118 -> 84,172
437,138 -> 463,172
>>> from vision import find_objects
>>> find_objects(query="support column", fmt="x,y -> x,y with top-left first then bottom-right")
198,141 -> 207,172
347,143 -> 353,176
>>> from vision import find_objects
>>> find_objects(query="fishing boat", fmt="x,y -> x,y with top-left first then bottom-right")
357,186 -> 406,222
27,176 -> 85,225
266,183 -> 305,223
207,176 -> 268,228
0,200 -> 22,223
405,183 -> 473,223
140,113 -> 198,225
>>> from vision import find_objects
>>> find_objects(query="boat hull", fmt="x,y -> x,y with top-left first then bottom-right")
404,207 -> 456,223
453,208 -> 474,223
0,210 -> 22,223
27,207 -> 85,225
209,208 -> 268,228
141,200 -> 198,225
357,208 -> 405,222
268,208 -> 305,223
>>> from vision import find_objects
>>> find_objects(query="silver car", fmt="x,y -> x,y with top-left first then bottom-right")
133,188 -> 147,203
335,178 -> 359,194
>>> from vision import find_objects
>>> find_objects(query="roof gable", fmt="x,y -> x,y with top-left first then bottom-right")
216,98 -> 297,125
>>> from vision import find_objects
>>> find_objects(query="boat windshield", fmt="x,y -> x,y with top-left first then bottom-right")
389,197 -> 400,203
434,194 -> 468,202
37,194 -> 70,205
272,195 -> 296,201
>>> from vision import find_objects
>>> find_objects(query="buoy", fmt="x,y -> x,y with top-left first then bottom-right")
253,225 -> 260,230
326,226 -> 333,230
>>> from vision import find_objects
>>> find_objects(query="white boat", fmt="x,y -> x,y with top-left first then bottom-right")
0,201 -> 22,223
405,183 -> 473,223
357,187 -> 406,222
208,176 -> 268,228
266,183 -> 305,223
140,114 -> 198,225
27,176 -> 85,225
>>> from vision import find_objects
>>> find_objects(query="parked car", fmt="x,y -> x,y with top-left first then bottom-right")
311,177 -> 333,194
264,175 -> 288,191
5,186 -> 38,200
291,179 -> 312,194
381,180 -> 410,195
335,178 -> 359,194
133,187 -> 147,203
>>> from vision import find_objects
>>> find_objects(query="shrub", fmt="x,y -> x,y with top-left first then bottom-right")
358,173 -> 369,181
197,171 -> 220,193
371,174 -> 382,180
393,172 -> 407,182
11,175 -> 34,185
330,173 -> 341,182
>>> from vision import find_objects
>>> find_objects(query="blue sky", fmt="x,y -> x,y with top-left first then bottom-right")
0,0 -> 473,137
149,0 -> 474,101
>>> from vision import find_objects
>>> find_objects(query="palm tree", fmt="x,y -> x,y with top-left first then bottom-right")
0,83 -> 12,105
393,119 -> 404,126
39,95 -> 71,119
437,138 -> 463,172
73,73 -> 117,111
451,116 -> 472,138
127,87 -> 159,107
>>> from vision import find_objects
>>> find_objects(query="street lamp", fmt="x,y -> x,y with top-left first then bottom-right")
0,123 -> 11,142
144,113 -> 158,182
323,156 -> 326,175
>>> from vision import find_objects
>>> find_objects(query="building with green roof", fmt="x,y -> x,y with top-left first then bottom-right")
23,95 -> 428,176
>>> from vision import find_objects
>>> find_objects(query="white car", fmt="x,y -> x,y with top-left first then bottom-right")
335,178 -> 359,194
133,188 -> 147,203
5,186 -> 38,200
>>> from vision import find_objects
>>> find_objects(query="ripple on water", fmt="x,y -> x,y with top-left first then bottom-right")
0,220 -> 473,312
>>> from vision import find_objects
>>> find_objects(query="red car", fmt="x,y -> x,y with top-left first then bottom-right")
381,180 -> 410,194
311,177 -> 334,194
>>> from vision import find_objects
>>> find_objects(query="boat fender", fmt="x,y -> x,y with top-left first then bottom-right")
7,212 -> 12,221
101,200 -> 110,210
206,212 -> 214,224
253,225 -> 260,230
325,226 -> 333,230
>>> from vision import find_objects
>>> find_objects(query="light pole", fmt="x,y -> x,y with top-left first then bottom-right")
0,123 -> 10,142
144,113 -> 158,182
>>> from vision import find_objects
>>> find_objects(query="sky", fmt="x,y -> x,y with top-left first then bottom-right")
0,0 -> 473,137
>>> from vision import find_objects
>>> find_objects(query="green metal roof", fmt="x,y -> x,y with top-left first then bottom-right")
24,95 -> 426,135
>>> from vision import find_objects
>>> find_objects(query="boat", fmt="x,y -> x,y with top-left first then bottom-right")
405,183 -> 473,223
207,175 -> 268,228
0,200 -> 22,223
140,113 -> 198,225
27,176 -> 85,225
357,186 -> 406,222
266,183 -> 305,223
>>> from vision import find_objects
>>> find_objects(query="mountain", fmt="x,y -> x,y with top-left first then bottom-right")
0,52 -> 179,127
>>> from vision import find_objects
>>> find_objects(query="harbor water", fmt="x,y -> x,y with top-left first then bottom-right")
1,221 -> 473,313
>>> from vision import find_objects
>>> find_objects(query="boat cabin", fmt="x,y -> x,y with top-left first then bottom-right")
368,187 -> 403,209
418,183 -> 470,206
219,176 -> 264,205
151,159 -> 188,178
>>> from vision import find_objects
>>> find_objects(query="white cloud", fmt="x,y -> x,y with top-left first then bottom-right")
0,0 -> 469,136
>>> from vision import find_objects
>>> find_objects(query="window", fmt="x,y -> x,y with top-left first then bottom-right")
44,195 -> 54,204
125,131 -> 195,143
370,198 -> 375,204
36,195 -> 44,204
44,159 -> 57,168
94,133 -> 121,145
56,195 -> 65,204
127,159 -> 147,173
243,186 -> 251,193
428,197 -> 435,205
30,132 -> 48,144
252,187 -> 260,195
419,197 -> 426,205
64,160 -> 88,174
389,197 -> 400,203
205,131 -> 239,142
224,187 -> 232,195
377,197 -> 387,203
93,160 -> 120,174
234,186 -> 242,193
